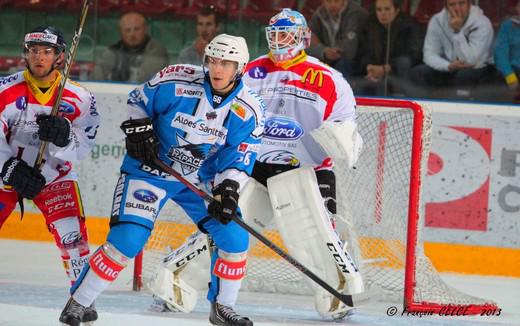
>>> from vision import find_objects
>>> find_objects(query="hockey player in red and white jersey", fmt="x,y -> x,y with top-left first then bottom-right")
0,26 -> 100,323
149,8 -> 364,321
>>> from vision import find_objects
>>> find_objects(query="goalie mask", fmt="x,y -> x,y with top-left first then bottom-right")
265,8 -> 311,62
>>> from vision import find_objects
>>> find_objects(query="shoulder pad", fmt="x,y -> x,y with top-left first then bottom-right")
0,71 -> 23,92
149,64 -> 204,87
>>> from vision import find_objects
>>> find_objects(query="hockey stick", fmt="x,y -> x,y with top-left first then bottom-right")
34,0 -> 93,169
152,158 -> 355,308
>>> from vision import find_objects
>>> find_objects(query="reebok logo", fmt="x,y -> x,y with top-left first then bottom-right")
2,159 -> 19,183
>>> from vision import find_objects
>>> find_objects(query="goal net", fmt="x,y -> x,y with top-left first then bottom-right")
134,97 -> 497,313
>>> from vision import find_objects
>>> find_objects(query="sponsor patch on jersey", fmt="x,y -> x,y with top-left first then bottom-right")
0,74 -> 18,87
175,85 -> 203,98
171,112 -> 227,141
58,100 -> 75,114
248,66 -> 267,79
259,150 -> 300,166
231,103 -> 246,120
133,189 -> 159,203
15,96 -> 27,110
128,88 -> 145,105
264,117 -> 304,140
124,179 -> 166,223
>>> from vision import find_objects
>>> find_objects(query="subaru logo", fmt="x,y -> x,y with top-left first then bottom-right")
133,189 -> 158,203
264,117 -> 304,140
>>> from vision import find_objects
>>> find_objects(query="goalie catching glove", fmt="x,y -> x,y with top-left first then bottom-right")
120,118 -> 159,164
207,179 -> 239,224
1,157 -> 46,199
36,115 -> 71,147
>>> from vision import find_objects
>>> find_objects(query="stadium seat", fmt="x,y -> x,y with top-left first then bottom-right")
478,0 -> 517,28
11,0 -> 68,11
413,0 -> 443,25
121,0 -> 186,17
243,0 -> 297,22
177,0 -> 240,19
299,0 -> 322,20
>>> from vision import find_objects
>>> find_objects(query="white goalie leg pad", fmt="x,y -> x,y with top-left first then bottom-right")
310,120 -> 363,168
239,178 -> 275,232
267,167 -> 364,317
149,231 -> 211,313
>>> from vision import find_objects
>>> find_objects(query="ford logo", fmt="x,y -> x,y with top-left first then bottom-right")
264,117 -> 304,140
59,101 -> 75,114
133,189 -> 158,203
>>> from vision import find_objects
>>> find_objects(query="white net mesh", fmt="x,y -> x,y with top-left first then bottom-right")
139,99 -> 495,309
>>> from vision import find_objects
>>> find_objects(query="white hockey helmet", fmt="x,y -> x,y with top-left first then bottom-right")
203,34 -> 249,75
265,8 -> 311,61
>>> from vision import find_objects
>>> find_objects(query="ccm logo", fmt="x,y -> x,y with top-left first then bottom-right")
124,125 -> 152,134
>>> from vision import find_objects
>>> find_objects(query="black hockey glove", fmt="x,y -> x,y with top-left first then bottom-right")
208,179 -> 240,224
120,118 -> 159,164
1,158 -> 46,199
316,169 -> 337,215
36,115 -> 71,147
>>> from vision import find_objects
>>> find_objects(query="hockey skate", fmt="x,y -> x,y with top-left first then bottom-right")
82,302 -> 98,325
59,297 -> 87,326
209,302 -> 253,326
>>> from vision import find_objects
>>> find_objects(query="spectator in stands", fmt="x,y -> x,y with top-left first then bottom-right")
494,0 -> 520,102
92,11 -> 169,83
353,0 -> 424,96
177,5 -> 221,65
409,0 -> 494,99
307,0 -> 368,77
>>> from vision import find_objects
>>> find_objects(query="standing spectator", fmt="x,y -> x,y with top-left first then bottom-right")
410,0 -> 494,98
494,0 -> 520,102
0,26 -> 100,324
177,5 -> 221,65
354,0 -> 424,96
92,11 -> 169,83
307,0 -> 368,77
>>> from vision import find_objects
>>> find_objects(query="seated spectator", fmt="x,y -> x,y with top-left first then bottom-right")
92,11 -> 169,83
177,5 -> 221,65
410,0 -> 494,99
494,0 -> 520,102
353,0 -> 424,96
307,0 -> 368,77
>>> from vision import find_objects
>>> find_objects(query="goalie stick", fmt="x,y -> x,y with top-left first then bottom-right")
34,0 -> 94,169
151,157 -> 355,308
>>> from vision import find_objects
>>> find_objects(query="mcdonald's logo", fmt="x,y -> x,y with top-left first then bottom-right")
300,68 -> 324,87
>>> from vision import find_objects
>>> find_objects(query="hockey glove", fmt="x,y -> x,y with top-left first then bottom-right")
120,118 -> 159,164
208,179 -> 240,224
1,157 -> 46,199
36,115 -> 71,147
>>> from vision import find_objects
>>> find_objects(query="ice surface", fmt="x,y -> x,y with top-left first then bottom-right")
0,239 -> 518,326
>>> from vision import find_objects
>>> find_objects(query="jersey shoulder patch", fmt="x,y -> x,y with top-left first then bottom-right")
0,71 -> 24,93
149,64 -> 204,87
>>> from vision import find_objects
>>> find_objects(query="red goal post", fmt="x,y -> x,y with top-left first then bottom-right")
133,97 -> 498,314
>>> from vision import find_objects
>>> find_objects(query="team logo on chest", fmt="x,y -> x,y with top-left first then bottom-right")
167,134 -> 212,175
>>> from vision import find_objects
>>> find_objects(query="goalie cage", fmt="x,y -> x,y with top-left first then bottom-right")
133,97 -> 497,314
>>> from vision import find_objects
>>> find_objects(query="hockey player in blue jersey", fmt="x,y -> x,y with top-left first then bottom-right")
59,34 -> 264,326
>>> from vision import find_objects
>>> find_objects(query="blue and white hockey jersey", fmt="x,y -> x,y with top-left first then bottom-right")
121,64 -> 265,190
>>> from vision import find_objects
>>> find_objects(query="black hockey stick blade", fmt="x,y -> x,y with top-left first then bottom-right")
152,157 -> 355,307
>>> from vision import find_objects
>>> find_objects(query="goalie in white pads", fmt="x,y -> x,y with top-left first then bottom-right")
150,8 -> 364,320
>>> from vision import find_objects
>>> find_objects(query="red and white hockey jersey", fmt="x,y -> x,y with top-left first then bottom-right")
243,52 -> 357,168
0,70 -> 100,185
